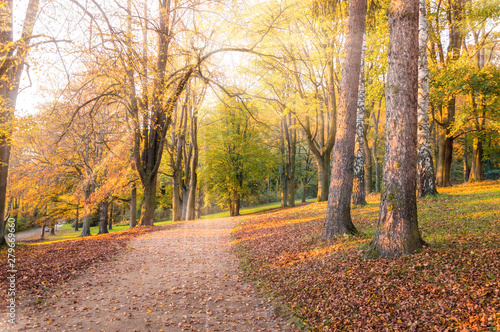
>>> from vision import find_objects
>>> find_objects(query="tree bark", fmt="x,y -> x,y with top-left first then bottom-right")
463,134 -> 470,182
352,36 -> 367,206
321,0 -> 366,239
363,132 -> 373,194
108,201 -> 113,230
129,184 -> 137,228
469,138 -> 483,182
368,0 -> 425,258
98,201 -> 109,234
172,171 -> 182,221
140,175 -> 157,226
81,185 -> 92,236
75,205 -> 79,232
316,155 -> 330,202
417,0 -> 438,197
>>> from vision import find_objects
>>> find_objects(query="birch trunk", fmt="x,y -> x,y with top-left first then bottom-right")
352,36 -> 367,206
417,0 -> 438,197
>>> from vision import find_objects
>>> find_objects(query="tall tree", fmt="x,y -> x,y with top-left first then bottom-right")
367,0 -> 425,258
321,0 -> 367,239
352,36 -> 367,206
0,0 -> 40,245
417,0 -> 438,196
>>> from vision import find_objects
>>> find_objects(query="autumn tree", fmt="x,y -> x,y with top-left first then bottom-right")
0,0 -> 40,245
321,0 -> 367,239
203,99 -> 274,216
417,0 -> 438,197
367,0 -> 425,258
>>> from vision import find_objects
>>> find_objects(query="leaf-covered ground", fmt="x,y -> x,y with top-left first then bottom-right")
0,225 -> 174,310
233,181 -> 500,331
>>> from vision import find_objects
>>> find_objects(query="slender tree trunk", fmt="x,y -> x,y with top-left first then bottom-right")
417,0 -> 438,197
129,184 -> 137,229
463,134 -> 470,182
302,182 -> 307,203
50,222 -> 55,235
185,169 -> 197,221
321,0 -> 366,239
363,133 -> 373,194
81,186 -> 92,236
108,201 -> 113,230
98,201 -> 109,234
140,175 -> 157,226
352,37 -> 367,206
40,222 -> 45,238
181,187 -> 189,220
172,171 -> 182,221
75,206 -> 79,232
368,0 -> 425,258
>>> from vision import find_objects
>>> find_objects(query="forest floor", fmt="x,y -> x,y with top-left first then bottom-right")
233,180 -> 500,331
1,181 -> 499,331
1,218 -> 286,331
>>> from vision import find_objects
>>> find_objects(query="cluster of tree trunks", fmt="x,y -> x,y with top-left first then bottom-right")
169,84 -> 201,221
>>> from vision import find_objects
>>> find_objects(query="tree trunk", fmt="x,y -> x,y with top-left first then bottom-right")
185,169 -> 197,221
129,184 -> 137,229
181,187 -> 188,220
98,201 -> 109,234
302,182 -> 307,203
469,138 -> 483,182
463,134 -> 470,182
40,222 -> 45,238
81,185 -> 92,236
352,37 -> 367,206
367,0 -> 425,258
172,171 -> 182,221
363,133 -> 373,194
233,196 -> 240,217
185,108 -> 199,221
417,0 -> 438,197
321,0 -> 366,239
50,223 -> 55,235
140,175 -> 157,226
108,201 -> 113,230
75,206 -> 79,232
0,0 -> 40,247
316,155 -> 330,202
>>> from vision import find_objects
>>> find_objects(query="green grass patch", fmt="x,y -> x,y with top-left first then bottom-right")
201,198 -> 315,219
23,220 -> 174,245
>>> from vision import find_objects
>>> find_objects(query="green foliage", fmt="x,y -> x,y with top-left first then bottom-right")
202,99 -> 276,212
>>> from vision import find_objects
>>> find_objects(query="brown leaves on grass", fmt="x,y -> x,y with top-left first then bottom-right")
0,225 -> 174,310
233,181 -> 500,331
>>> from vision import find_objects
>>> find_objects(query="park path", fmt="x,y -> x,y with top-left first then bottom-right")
7,218 -> 285,331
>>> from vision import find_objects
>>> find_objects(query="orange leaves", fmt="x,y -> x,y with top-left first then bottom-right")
233,181 -> 500,331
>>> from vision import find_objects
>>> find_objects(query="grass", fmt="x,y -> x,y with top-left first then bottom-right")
22,220 -> 174,245
201,198 -> 315,219
232,180 -> 500,331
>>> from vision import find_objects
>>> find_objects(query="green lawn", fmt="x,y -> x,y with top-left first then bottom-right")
201,198 -> 315,219
24,220 -> 174,244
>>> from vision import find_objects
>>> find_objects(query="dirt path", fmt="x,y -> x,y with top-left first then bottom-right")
4,218 -> 286,331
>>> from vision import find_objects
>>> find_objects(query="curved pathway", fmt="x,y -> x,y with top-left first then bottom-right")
6,218 -> 285,331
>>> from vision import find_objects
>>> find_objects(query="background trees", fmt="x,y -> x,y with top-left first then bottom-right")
2,0 -> 500,246
202,99 -> 275,216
